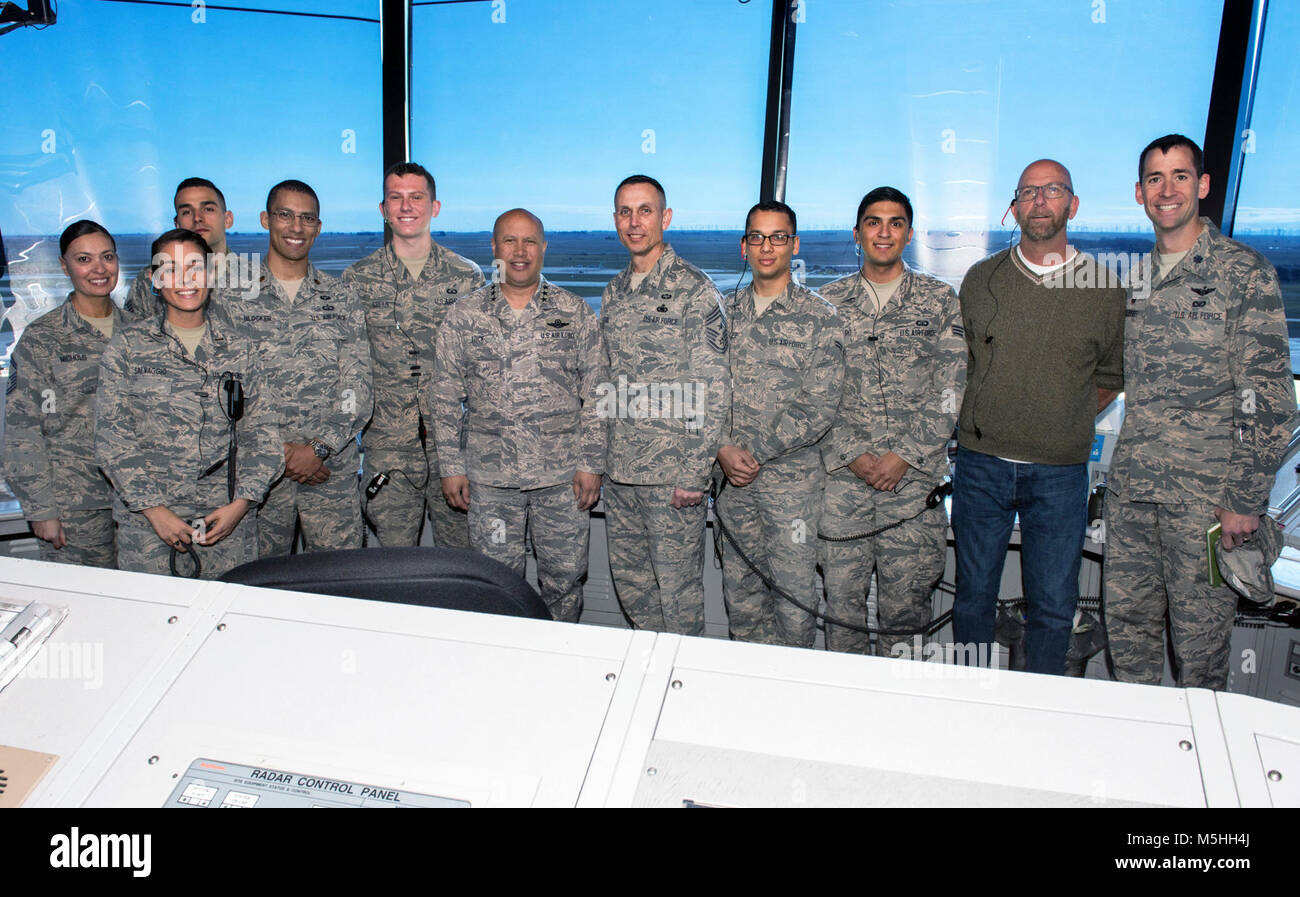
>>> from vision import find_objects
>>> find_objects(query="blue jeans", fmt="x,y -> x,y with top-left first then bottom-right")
951,447 -> 1087,675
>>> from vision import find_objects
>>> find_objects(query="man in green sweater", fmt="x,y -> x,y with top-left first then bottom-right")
951,159 -> 1126,675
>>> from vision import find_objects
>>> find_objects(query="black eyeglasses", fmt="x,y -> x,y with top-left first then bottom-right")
743,232 -> 792,246
1013,183 -> 1073,204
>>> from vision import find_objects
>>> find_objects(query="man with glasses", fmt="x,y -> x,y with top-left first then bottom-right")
714,200 -> 843,646
817,187 -> 966,658
344,162 -> 483,548
125,177 -> 236,318
601,175 -> 730,635
222,179 -> 373,556
1104,134 -> 1297,689
951,159 -> 1125,675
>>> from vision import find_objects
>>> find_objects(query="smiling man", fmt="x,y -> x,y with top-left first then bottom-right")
344,162 -> 484,548
817,187 -> 966,657
125,178 -> 234,318
1104,134 -> 1298,689
432,209 -> 604,622
219,179 -> 373,557
714,200 -> 843,647
951,159 -> 1126,675
600,175 -> 730,635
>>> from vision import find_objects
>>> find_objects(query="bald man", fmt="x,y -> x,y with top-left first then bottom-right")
950,159 -> 1126,675
431,209 -> 605,621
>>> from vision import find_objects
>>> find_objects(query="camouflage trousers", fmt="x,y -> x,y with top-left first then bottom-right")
259,442 -> 363,557
468,481 -> 589,622
363,443 -> 470,548
1103,498 -> 1238,690
35,508 -> 116,568
115,506 -> 258,580
603,480 -> 707,636
819,472 -> 946,657
715,460 -> 824,648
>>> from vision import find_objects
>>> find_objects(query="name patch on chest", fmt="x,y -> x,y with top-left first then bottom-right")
643,314 -> 679,326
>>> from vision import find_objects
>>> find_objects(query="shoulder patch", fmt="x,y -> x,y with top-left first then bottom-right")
704,297 -> 728,354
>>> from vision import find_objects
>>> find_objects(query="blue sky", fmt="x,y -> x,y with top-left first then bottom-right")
0,0 -> 1293,235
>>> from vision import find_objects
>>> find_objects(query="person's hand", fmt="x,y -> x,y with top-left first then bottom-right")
30,519 -> 66,549
716,444 -> 760,487
442,475 -> 471,511
284,442 -> 329,485
1216,507 -> 1260,552
671,486 -> 704,509
848,452 -> 878,481
573,471 -> 602,510
865,452 -> 910,492
201,499 -> 251,546
142,505 -> 194,549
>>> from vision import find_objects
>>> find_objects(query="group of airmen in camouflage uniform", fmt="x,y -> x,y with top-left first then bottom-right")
3,133 -> 1294,690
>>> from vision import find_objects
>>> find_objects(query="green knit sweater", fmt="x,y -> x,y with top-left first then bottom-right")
956,248 -> 1125,465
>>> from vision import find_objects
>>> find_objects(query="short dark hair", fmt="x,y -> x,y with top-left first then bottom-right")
383,161 -> 436,199
744,199 -> 797,235
150,228 -> 212,269
59,220 -> 115,256
175,177 -> 226,211
266,179 -> 320,213
856,187 -> 913,227
614,174 -> 667,209
1138,134 -> 1204,180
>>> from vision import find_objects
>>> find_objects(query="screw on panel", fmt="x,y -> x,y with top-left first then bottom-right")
646,767 -> 657,776
216,623 -> 227,631
148,756 -> 159,765
605,672 -> 616,682
1178,740 -> 1193,751
167,616 -> 178,624
1267,770 -> 1282,781
671,680 -> 683,690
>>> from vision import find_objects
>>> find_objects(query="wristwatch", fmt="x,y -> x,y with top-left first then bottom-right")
308,438 -> 332,460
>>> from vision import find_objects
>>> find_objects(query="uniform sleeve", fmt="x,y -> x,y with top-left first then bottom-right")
577,304 -> 606,476
3,329 -> 59,520
1223,261 -> 1299,515
431,308 -> 470,478
681,282 -> 731,489
232,355 -> 285,505
123,268 -> 158,320
886,284 -> 966,476
95,336 -> 169,512
321,284 -> 375,454
749,311 -> 845,466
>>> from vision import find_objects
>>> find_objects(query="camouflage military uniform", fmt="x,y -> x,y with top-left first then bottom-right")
715,281 -> 843,647
817,269 -> 965,656
95,313 -> 283,579
123,267 -> 157,319
343,241 -> 483,548
431,279 -> 604,621
1105,219 -> 1298,689
601,245 -> 731,635
219,261 -> 373,556
3,297 -> 127,567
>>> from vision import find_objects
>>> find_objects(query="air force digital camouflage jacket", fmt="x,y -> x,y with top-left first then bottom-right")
217,261 -> 373,452
95,314 -> 283,514
724,280 -> 844,465
432,280 -> 605,489
1109,218 -> 1299,515
818,268 -> 966,480
343,241 -> 484,449
600,245 -> 730,489
4,298 -> 128,519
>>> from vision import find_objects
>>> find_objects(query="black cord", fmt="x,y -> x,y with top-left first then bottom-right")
710,477 -> 950,637
169,541 -> 201,578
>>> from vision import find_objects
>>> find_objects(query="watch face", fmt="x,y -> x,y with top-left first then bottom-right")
312,441 -> 329,459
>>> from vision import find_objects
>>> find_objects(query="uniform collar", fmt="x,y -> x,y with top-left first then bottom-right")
60,293 -> 124,334
622,243 -> 676,294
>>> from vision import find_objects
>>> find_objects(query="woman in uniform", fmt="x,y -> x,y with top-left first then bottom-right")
4,220 -> 126,567
95,228 -> 283,579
